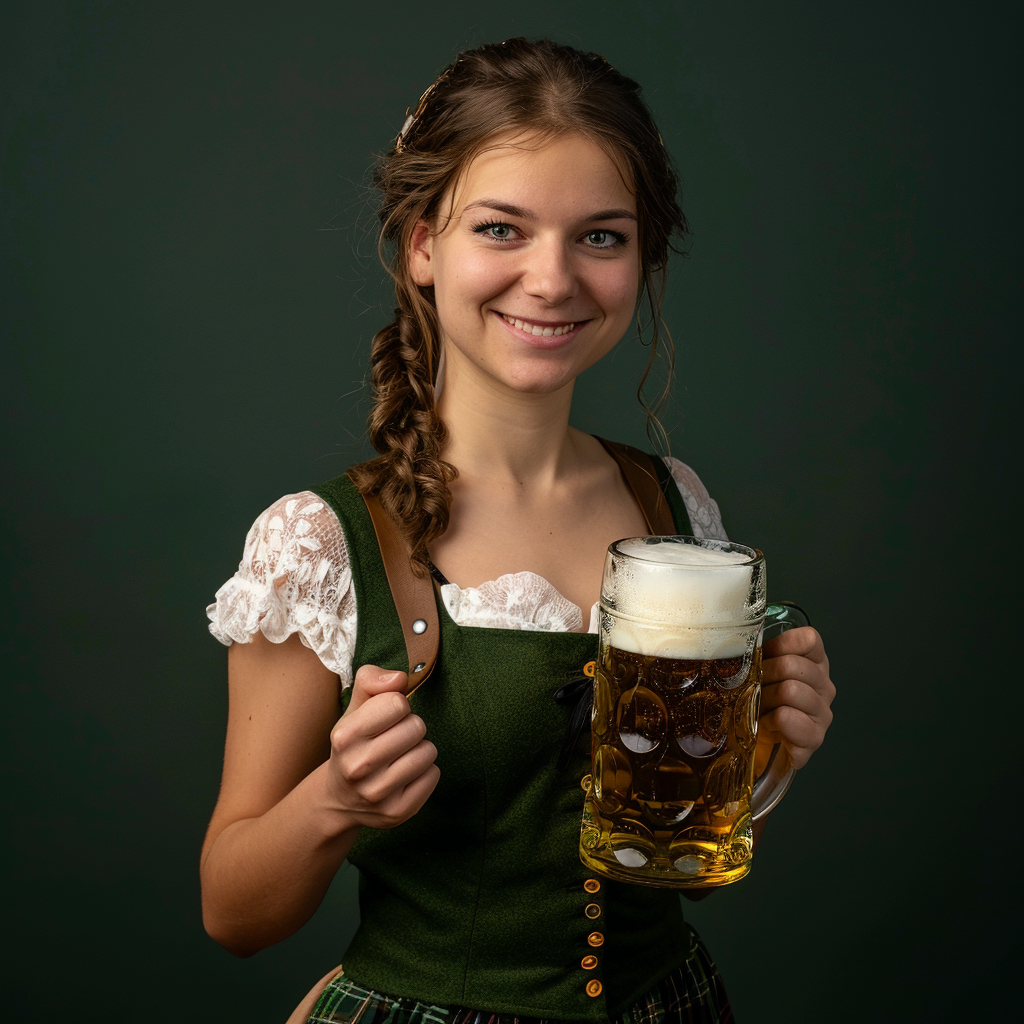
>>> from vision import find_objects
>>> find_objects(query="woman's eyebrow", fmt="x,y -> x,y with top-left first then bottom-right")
462,199 -> 637,222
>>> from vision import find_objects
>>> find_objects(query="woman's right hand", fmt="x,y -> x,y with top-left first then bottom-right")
325,664 -> 440,830
201,638 -> 439,956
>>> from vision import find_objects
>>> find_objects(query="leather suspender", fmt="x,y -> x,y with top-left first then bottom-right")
597,438 -> 677,536
349,441 -> 676,696
348,475 -> 440,695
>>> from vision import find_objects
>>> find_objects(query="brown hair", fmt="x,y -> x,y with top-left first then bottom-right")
349,37 -> 689,571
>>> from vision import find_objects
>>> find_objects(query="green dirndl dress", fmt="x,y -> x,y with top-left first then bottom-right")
306,454 -> 734,1024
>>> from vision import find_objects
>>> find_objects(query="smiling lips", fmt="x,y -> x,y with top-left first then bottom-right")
500,312 -> 580,337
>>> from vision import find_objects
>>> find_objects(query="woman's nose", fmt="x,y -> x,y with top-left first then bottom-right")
521,239 -> 578,306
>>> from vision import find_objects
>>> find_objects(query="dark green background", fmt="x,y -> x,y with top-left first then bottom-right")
3,2 -> 1018,1020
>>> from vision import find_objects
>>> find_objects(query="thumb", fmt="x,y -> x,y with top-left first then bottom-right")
347,664 -> 409,715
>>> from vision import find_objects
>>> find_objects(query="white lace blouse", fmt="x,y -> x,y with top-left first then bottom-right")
207,457 -> 726,689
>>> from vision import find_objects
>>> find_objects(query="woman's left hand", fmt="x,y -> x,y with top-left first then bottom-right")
758,627 -> 835,770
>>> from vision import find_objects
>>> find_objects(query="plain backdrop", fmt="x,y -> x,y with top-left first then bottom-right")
3,2 -> 1019,1021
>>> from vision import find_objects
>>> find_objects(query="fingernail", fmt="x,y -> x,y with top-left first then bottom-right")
380,670 -> 404,684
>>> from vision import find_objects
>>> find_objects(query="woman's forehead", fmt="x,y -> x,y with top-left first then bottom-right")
443,131 -> 636,219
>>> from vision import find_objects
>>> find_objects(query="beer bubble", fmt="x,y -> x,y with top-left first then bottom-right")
616,686 -> 667,754
650,651 -> 701,695
671,692 -> 726,761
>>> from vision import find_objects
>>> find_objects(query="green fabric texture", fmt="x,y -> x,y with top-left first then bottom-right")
311,457 -> 694,1021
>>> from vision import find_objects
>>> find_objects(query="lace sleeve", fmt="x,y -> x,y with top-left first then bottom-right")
662,457 -> 728,541
206,492 -> 357,688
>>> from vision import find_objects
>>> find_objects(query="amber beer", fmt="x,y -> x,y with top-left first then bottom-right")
580,536 -> 779,888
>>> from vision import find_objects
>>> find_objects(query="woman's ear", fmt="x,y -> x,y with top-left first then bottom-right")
409,220 -> 434,287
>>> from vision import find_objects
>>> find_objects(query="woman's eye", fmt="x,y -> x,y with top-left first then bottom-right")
476,222 -> 517,241
584,230 -> 620,249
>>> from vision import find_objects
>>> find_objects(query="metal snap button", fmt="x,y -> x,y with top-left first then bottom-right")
586,979 -> 603,997
588,931 -> 604,947
412,619 -> 428,634
584,878 -> 601,893
581,955 -> 598,970
584,903 -> 601,919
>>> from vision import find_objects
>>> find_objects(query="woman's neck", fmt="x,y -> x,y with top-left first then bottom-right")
436,359 -> 584,488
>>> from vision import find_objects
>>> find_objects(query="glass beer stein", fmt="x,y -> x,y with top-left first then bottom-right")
579,536 -> 807,888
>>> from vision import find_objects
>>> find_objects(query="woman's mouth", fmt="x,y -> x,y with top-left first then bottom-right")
498,312 -> 580,337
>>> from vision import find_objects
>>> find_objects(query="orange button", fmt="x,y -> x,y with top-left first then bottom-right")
583,660 -> 596,677
586,979 -> 603,998
584,903 -> 601,919
588,931 -> 604,947
581,955 -> 598,970
583,878 -> 601,894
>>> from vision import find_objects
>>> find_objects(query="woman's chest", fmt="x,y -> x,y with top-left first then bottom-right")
430,485 -> 650,619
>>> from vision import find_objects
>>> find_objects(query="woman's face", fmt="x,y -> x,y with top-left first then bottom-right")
409,132 -> 640,399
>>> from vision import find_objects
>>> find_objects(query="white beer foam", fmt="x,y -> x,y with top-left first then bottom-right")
605,540 -> 755,659
606,621 -> 751,660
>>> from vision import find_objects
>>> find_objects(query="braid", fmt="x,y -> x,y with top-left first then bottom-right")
349,293 -> 456,574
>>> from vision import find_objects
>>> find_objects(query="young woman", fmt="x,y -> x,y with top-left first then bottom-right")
203,38 -> 835,1024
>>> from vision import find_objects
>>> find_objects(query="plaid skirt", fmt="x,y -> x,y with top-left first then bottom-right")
306,930 -> 732,1024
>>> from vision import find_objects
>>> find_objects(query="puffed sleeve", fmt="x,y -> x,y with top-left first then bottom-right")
206,491 -> 357,688
662,456 -> 728,541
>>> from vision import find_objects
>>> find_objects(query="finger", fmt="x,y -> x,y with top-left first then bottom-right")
761,654 -> 834,702
334,712 -> 429,782
336,690 -> 414,751
368,762 -> 441,827
346,664 -> 409,715
762,626 -> 825,662
356,713 -> 429,773
393,761 -> 441,817
758,707 -> 824,769
759,678 -> 831,720
359,740 -> 439,806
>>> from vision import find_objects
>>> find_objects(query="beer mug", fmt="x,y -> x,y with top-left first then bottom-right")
579,536 -> 807,888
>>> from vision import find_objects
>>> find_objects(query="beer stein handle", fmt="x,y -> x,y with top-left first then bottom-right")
751,602 -> 810,823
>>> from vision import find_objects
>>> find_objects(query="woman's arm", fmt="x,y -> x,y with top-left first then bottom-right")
200,633 -> 439,956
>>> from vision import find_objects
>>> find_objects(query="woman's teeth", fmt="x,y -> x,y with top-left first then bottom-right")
501,314 -> 576,337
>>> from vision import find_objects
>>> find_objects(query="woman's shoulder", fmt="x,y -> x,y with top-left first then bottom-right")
206,490 -> 358,686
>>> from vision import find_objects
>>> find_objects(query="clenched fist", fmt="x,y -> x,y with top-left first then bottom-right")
325,665 -> 440,830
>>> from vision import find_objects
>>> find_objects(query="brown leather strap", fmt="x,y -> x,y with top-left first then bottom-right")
597,438 -> 676,535
348,476 -> 439,695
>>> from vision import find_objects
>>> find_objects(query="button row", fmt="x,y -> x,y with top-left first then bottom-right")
581,876 -> 603,997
